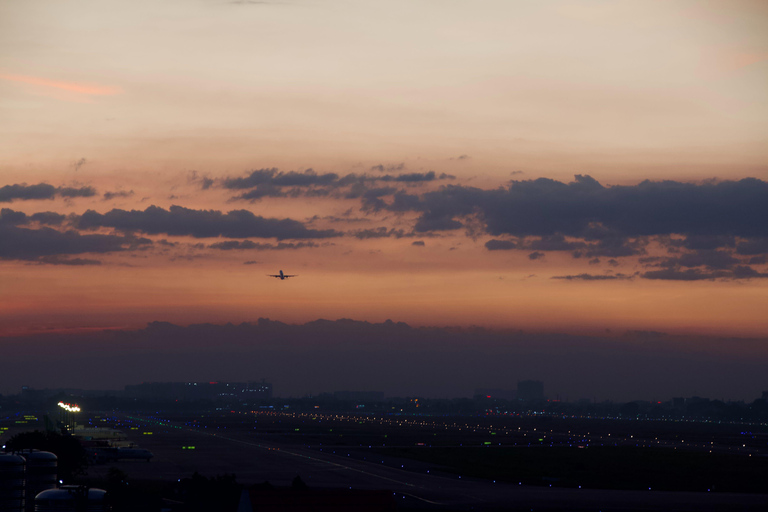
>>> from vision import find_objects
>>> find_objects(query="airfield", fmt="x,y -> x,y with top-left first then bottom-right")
72,410 -> 768,511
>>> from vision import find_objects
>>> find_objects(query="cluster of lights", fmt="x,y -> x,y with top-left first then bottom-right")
58,402 -> 81,412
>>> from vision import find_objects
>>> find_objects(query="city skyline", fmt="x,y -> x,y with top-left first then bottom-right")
2,319 -> 766,402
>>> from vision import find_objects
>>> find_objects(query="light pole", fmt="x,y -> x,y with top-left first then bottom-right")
57,402 -> 80,434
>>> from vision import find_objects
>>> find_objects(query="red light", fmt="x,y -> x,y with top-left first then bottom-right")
487,395 -> 491,398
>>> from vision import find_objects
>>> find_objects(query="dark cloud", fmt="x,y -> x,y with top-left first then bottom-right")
675,234 -> 736,251
552,273 -> 632,281
187,170 -> 215,190
0,183 -> 96,202
411,240 -> 425,246
76,205 -> 340,240
528,251 -> 545,260
58,186 -> 97,198
0,183 -> 57,201
103,190 -> 134,201
5,211 -> 72,232
359,176 -> 768,277
526,233 -> 586,252
208,240 -> 318,250
667,249 -> 740,270
32,212 -> 67,225
484,239 -> 517,250
414,213 -> 463,232
380,171 -> 437,183
736,237 -> 768,256
0,224 -> 144,261
224,168 -> 338,189
368,176 -> 768,240
641,267 -> 768,281
36,255 -> 102,266
370,163 -> 404,172
352,227 -> 407,239
583,237 -> 647,258
0,208 -> 28,225
1,209 -> 69,227
232,183 -> 287,201
225,167 -> 452,203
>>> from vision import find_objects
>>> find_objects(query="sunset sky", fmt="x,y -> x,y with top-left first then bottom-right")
1,1 -> 767,398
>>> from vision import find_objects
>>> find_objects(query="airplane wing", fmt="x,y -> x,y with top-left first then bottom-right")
282,274 -> 297,278
267,275 -> 281,278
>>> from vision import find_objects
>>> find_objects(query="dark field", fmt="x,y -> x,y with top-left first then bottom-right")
87,410 -> 768,510
4,408 -> 768,511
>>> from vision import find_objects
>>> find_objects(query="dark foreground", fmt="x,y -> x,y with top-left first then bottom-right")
81,410 -> 768,511
4,409 -> 768,511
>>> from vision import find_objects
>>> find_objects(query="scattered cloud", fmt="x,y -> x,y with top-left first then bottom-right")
224,167 -> 453,203
1,209 -> 66,226
352,227 -> 407,239
366,176 -> 768,240
72,158 -> 87,172
485,239 -> 517,250
552,273 -> 633,281
208,240 -> 319,250
35,255 -> 102,266
0,224 -> 147,262
370,163 -> 405,172
642,267 -> 768,281
76,205 -> 341,240
0,183 -> 95,202
103,190 -> 134,201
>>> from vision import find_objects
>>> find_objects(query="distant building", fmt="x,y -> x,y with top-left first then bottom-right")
124,380 -> 273,401
244,380 -> 273,399
474,388 -> 516,400
333,391 -> 385,402
516,380 -> 544,401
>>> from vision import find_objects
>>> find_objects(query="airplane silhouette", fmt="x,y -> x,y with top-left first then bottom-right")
268,270 -> 297,280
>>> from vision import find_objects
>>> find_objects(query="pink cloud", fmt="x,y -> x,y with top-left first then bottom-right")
0,73 -> 122,97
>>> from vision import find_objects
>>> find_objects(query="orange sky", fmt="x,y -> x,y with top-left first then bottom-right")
1,0 -> 767,339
